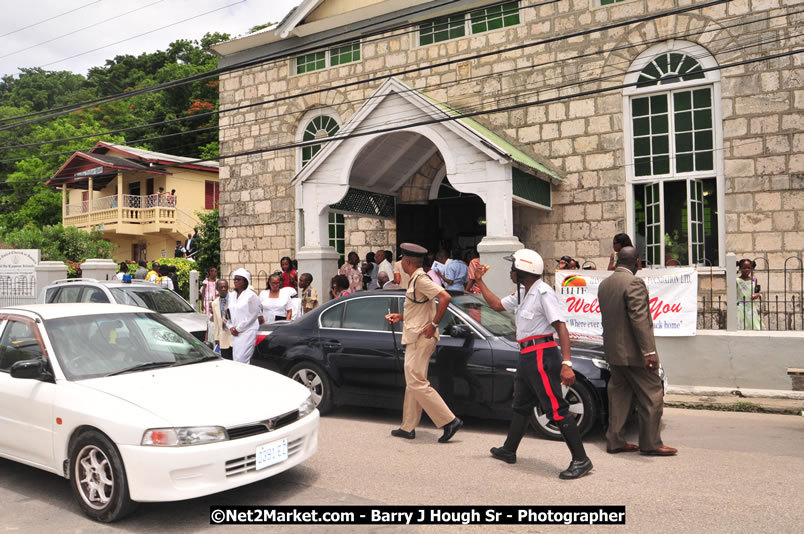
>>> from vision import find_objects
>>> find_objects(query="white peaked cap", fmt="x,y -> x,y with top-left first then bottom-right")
232,268 -> 251,283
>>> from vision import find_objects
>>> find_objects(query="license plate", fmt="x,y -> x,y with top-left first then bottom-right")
255,438 -> 288,470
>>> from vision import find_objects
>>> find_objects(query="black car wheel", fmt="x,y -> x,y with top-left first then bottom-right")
70,430 -> 137,522
289,362 -> 333,414
530,380 -> 598,441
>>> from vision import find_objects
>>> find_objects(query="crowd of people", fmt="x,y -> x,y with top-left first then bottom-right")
115,260 -> 180,292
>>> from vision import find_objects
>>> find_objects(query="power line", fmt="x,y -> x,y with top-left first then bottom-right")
0,12 -> 796,165
0,0 -> 734,143
2,46 -> 797,188
0,0 -> 165,61
0,0 -> 479,125
0,0 -> 102,38
0,0 -> 730,132
37,0 -> 246,69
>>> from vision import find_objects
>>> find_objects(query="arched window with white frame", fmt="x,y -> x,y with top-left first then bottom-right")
623,41 -> 724,267
296,108 -> 341,170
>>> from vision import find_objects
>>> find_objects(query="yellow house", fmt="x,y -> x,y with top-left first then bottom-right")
47,142 -> 219,262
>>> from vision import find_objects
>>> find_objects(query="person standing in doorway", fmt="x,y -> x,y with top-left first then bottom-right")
339,251 -> 363,293
385,243 -> 462,443
376,249 -> 394,282
229,268 -> 260,364
392,248 -> 411,289
211,279 -> 233,360
598,246 -> 677,457
472,250 -> 593,480
441,248 -> 468,291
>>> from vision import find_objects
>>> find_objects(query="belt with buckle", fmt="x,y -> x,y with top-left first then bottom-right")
518,334 -> 554,351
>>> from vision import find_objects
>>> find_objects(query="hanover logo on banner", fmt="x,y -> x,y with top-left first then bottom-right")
555,268 -> 698,342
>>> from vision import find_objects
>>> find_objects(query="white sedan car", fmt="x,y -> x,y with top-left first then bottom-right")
0,304 -> 319,522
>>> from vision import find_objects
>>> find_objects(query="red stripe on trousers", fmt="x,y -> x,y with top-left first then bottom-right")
536,346 -> 563,421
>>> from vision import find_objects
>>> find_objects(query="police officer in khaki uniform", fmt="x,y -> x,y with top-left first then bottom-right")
385,243 -> 463,443
473,249 -> 593,479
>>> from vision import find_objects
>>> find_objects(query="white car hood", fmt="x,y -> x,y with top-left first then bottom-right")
78,360 -> 310,428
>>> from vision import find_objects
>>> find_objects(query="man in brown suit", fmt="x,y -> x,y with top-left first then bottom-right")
597,246 -> 677,456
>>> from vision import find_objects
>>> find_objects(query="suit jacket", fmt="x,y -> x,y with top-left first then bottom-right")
597,267 -> 657,367
211,296 -> 233,350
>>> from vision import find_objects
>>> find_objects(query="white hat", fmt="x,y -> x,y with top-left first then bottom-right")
505,249 -> 545,276
232,268 -> 251,283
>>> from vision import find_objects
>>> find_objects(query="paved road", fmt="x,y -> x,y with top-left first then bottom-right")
2,407 -> 802,533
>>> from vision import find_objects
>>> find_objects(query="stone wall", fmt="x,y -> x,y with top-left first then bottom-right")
217,0 -> 803,289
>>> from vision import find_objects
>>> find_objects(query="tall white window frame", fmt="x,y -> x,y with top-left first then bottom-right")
623,41 -> 725,267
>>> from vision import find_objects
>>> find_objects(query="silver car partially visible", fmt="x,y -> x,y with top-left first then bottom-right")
39,279 -> 209,341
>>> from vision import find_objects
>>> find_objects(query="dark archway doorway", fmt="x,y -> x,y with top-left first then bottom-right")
396,177 -> 485,256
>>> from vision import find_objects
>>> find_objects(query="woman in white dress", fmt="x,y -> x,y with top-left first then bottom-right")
260,273 -> 293,324
228,268 -> 260,364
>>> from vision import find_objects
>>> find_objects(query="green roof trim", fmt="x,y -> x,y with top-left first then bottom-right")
417,90 -> 564,183
512,167 -> 551,208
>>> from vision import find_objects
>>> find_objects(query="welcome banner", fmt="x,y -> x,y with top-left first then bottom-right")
554,268 -> 698,341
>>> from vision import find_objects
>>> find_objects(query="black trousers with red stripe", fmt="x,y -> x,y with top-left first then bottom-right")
512,342 -> 570,422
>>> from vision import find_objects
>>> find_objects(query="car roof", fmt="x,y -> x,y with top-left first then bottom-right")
1,303 -> 155,320
45,279 -> 161,289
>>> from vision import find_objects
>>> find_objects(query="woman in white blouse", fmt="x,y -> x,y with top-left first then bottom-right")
260,273 -> 292,324
228,268 -> 260,364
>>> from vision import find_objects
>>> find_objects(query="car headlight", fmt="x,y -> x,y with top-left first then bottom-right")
298,394 -> 317,418
141,426 -> 226,446
591,358 -> 610,370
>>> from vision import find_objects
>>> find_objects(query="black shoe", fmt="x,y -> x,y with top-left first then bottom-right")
559,458 -> 593,480
391,428 -> 415,439
490,446 -> 517,464
438,417 -> 463,443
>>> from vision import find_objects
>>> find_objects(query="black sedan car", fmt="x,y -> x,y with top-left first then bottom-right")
252,290 -> 611,439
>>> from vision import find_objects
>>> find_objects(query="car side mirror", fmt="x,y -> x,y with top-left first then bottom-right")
447,324 -> 474,338
10,359 -> 53,381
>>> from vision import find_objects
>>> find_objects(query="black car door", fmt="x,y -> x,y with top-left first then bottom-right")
319,295 -> 402,405
394,296 -> 495,416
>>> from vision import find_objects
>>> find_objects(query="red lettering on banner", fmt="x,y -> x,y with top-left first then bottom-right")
566,297 -> 600,314
649,297 -> 682,320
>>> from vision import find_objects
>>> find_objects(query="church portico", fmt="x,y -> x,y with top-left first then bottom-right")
293,78 -> 560,299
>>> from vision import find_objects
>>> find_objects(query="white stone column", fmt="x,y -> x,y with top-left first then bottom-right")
296,183 -> 345,302
80,258 -> 117,281
35,261 -> 68,300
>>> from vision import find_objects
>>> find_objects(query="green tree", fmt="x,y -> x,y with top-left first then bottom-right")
194,209 -> 220,275
0,223 -> 114,262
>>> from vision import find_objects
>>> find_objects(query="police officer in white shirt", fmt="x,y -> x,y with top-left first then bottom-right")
472,249 -> 593,480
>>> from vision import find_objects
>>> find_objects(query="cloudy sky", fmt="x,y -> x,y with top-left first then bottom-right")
0,0 -> 301,77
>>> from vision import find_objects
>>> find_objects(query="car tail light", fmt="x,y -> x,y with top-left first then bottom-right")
255,333 -> 269,346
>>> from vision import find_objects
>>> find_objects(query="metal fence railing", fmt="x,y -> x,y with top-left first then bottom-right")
0,274 -> 37,307
697,256 -> 803,331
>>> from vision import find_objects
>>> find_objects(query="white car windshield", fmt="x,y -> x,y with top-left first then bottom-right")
45,312 -> 217,380
110,287 -> 194,314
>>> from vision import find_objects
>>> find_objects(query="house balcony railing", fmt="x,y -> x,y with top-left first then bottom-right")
63,194 -> 194,238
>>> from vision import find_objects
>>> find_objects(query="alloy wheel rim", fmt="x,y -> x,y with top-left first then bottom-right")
534,385 -> 584,434
75,445 -> 114,510
292,369 -> 323,406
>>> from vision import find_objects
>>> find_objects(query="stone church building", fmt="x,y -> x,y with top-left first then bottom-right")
211,0 -> 803,301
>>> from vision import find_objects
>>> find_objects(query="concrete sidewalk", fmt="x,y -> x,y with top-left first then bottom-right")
665,385 -> 804,415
